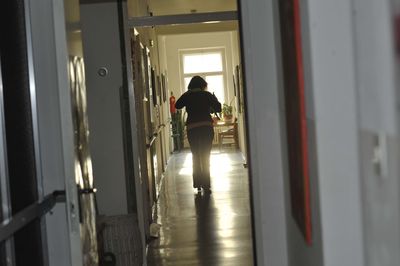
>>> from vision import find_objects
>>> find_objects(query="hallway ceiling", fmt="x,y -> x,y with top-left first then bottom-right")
147,0 -> 237,16
129,0 -> 239,36
75,0 -> 238,36
155,21 -> 238,35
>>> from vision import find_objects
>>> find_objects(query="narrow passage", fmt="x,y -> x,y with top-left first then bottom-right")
147,149 -> 254,266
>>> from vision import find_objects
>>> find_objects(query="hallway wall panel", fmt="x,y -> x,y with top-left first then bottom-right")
353,0 -> 400,265
303,1 -> 364,265
239,0 -> 289,264
81,2 -> 129,216
240,0 -> 369,265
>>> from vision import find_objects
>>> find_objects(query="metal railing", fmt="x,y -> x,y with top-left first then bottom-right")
0,190 -> 66,243
146,124 -> 165,149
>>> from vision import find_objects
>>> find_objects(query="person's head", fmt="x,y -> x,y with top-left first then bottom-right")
188,76 -> 207,91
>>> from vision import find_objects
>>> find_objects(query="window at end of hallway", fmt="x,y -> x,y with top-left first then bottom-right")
182,50 -> 226,103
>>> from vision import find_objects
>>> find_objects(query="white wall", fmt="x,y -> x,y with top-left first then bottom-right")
240,0 -> 373,265
281,1 -> 365,265
239,0 -> 289,264
306,1 -> 365,265
229,31 -> 248,159
353,0 -> 400,265
147,0 -> 237,16
81,2 -> 129,216
155,34 -> 174,155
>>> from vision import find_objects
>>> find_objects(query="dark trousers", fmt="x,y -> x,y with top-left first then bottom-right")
187,126 -> 214,189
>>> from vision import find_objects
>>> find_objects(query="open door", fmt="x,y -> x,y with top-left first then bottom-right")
68,55 -> 98,265
131,33 -> 152,239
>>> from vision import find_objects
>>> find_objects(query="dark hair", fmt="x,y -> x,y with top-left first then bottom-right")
188,76 -> 207,90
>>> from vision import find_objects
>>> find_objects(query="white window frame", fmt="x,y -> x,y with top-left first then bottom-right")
179,48 -> 228,103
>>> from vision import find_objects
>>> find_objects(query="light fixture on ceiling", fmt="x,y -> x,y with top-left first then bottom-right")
203,21 -> 221,24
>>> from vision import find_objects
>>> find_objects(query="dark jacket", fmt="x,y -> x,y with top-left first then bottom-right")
175,89 -> 222,125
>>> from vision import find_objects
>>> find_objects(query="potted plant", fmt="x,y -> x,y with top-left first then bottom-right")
222,103 -> 233,122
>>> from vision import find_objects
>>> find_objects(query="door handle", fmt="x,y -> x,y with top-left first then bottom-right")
77,186 -> 97,223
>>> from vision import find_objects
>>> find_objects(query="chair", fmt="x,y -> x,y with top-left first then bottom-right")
218,118 -> 239,149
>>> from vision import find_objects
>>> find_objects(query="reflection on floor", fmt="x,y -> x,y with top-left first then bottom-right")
147,149 -> 254,266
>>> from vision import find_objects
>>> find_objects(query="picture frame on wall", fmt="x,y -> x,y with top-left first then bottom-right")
233,75 -> 237,97
161,74 -> 167,103
278,0 -> 312,245
157,75 -> 162,105
151,68 -> 157,107
235,65 -> 243,114
395,13 -> 400,58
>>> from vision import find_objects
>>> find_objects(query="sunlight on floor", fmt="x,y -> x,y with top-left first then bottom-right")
178,151 -> 233,192
218,203 -> 235,238
178,151 -> 236,240
148,149 -> 254,265
178,152 -> 193,176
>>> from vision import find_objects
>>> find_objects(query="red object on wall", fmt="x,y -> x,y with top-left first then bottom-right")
279,0 -> 312,245
293,0 -> 312,245
169,95 -> 176,114
395,14 -> 400,56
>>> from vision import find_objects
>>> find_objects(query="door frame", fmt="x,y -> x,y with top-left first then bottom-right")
0,50 -> 16,266
25,0 -> 83,265
238,0 -> 289,265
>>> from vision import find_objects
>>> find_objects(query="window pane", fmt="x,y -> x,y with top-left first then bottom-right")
184,77 -> 191,90
183,53 -> 223,74
205,75 -> 224,103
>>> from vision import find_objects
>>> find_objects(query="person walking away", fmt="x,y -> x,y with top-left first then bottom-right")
175,76 -> 222,193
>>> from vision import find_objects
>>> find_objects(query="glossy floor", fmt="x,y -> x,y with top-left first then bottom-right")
147,149 -> 254,266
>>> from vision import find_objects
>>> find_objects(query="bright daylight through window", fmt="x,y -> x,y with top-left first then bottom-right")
182,51 -> 226,102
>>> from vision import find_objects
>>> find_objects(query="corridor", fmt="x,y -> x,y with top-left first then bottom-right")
147,149 -> 254,266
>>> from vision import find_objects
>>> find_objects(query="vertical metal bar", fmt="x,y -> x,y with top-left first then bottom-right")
22,0 -> 49,264
0,55 -> 16,266
23,0 -> 44,199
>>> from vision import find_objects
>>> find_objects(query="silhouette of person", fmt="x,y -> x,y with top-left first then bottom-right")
175,76 -> 221,193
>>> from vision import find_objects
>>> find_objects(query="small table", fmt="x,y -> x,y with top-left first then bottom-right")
213,120 -> 238,149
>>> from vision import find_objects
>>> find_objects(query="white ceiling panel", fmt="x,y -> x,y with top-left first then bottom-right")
143,0 -> 236,16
